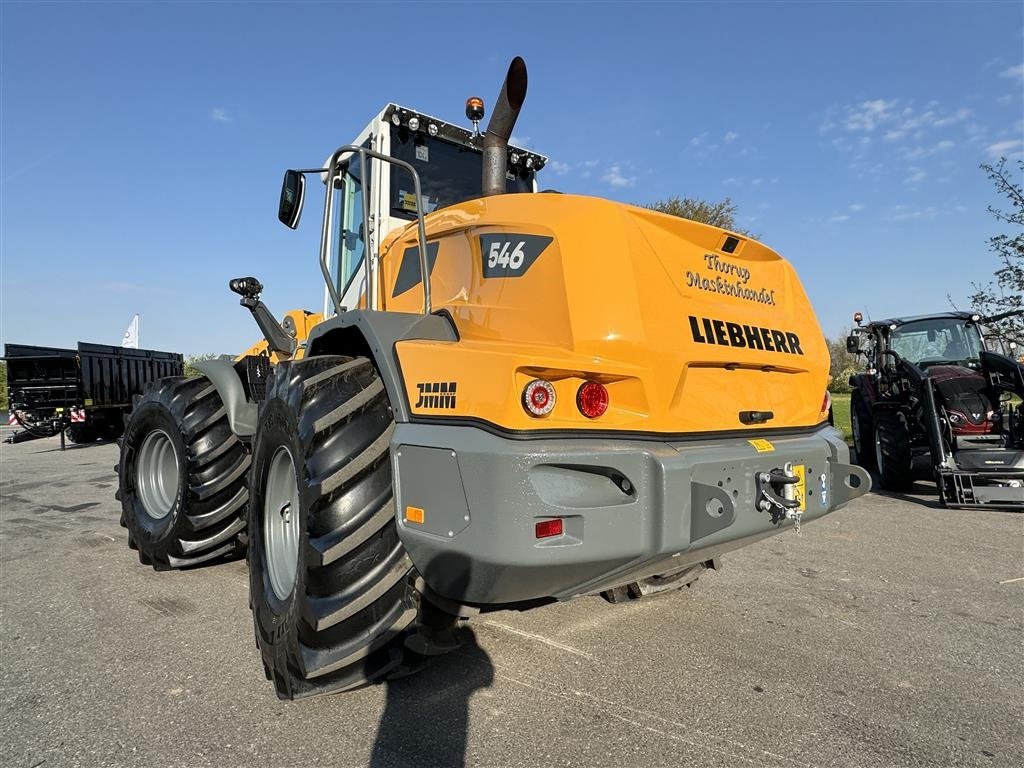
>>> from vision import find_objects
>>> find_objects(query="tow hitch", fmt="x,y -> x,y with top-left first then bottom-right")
757,462 -> 804,531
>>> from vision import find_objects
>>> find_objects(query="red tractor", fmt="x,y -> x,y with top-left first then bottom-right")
847,311 -> 1024,508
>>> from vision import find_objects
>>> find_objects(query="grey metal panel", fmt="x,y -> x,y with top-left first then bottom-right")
394,445 -> 471,538
193,358 -> 257,437
305,310 -> 458,422
391,422 -> 870,605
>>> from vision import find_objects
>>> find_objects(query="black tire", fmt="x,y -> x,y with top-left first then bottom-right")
117,376 -> 250,570
248,355 -> 430,699
67,424 -> 97,444
601,562 -> 707,604
873,411 -> 914,492
850,390 -> 875,468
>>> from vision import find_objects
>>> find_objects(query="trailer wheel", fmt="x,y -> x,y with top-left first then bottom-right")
601,562 -> 707,603
873,411 -> 914,492
117,376 -> 249,570
850,390 -> 875,468
67,424 -> 98,444
248,355 -> 432,699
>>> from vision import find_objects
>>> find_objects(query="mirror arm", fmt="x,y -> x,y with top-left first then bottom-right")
240,297 -> 297,356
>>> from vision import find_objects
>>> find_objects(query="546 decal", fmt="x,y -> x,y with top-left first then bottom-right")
479,234 -> 553,278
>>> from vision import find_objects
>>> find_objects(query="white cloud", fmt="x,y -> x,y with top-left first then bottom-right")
828,214 -> 850,223
550,160 -> 570,175
580,159 -> 598,168
601,165 -> 636,188
986,139 -> 1023,159
900,139 -> 956,160
884,130 -> 906,141
904,169 -> 927,185
849,203 -> 865,212
999,63 -> 1024,82
721,177 -> 741,186
690,132 -> 708,146
842,99 -> 899,132
510,135 -> 531,147
723,131 -> 739,143
210,107 -> 231,123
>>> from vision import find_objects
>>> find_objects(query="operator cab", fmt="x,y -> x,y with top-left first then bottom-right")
322,103 -> 547,317
886,315 -> 986,369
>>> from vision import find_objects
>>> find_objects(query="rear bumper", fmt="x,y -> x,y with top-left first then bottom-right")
392,423 -> 869,604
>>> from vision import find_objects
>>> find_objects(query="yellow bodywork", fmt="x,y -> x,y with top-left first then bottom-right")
235,309 -> 323,364
376,193 -> 829,435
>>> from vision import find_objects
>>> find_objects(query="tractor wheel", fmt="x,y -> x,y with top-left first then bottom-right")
67,424 -> 97,444
850,390 -> 875,468
873,411 -> 914,492
248,355 -> 434,699
117,376 -> 250,570
601,562 -> 707,603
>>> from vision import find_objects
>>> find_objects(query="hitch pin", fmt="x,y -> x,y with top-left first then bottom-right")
782,462 -> 803,536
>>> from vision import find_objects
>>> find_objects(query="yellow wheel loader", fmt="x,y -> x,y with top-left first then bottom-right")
117,58 -> 870,697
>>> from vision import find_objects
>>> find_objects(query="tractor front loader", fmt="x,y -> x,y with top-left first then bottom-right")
118,58 -> 869,698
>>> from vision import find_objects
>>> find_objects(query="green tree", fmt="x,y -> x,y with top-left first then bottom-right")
184,353 -> 220,378
646,196 -> 754,236
969,157 -> 1024,343
827,331 -> 859,394
0,361 -> 7,412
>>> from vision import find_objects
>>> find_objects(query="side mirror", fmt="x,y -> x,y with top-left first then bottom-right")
278,170 -> 305,229
846,332 -> 861,354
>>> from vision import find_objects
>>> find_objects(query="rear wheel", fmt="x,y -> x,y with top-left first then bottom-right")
850,390 -> 875,468
874,411 -> 914,492
117,376 -> 250,570
248,355 -> 440,699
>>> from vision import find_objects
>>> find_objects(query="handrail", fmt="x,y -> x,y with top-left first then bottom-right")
318,145 -> 431,316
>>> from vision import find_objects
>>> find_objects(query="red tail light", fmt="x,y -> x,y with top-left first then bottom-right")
577,381 -> 609,419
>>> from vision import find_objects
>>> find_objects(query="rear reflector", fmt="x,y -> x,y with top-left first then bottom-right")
576,380 -> 609,419
535,518 -> 563,539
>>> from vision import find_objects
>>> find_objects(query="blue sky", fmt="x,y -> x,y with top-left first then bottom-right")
2,1 -> 1022,356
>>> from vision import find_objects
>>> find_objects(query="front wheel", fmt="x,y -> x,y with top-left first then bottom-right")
248,355 -> 431,699
850,390 -> 875,468
874,411 -> 914,492
117,376 -> 250,570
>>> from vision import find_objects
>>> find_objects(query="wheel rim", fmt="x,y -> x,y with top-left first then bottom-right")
136,429 -> 180,519
264,446 -> 301,601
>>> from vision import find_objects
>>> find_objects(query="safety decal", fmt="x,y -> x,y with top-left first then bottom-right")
748,439 -> 775,453
479,234 -> 553,278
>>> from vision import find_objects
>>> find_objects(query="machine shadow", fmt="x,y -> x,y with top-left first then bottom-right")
367,626 -> 494,768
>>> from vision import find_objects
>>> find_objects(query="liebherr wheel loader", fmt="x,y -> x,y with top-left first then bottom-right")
117,58 -> 870,698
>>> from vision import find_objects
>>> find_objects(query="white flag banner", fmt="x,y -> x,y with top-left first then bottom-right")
121,314 -> 139,349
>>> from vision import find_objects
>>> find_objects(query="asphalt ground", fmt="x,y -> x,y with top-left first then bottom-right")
1,428 -> 1021,768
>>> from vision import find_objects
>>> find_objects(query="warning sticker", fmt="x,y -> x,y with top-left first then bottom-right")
748,439 -> 775,453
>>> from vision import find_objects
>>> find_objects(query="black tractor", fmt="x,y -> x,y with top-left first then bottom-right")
846,311 -> 1024,509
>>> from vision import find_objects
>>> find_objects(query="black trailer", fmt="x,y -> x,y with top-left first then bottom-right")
4,342 -> 183,444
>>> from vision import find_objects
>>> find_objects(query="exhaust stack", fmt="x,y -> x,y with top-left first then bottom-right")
482,57 -> 528,197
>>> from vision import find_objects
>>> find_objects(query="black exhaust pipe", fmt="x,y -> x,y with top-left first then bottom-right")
482,57 -> 528,197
